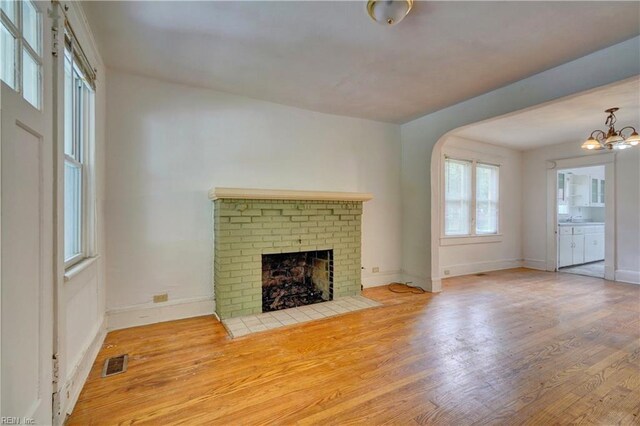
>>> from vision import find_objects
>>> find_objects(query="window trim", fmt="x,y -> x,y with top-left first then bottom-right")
441,153 -> 502,245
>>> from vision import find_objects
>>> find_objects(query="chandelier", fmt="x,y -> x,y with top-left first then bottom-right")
581,108 -> 640,150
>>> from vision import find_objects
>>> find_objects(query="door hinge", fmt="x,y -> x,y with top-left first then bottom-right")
51,25 -> 59,57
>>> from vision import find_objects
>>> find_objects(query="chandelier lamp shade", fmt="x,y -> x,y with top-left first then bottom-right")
581,108 -> 640,151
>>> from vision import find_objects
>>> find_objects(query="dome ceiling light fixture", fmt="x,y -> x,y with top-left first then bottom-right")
581,107 -> 640,151
367,0 -> 414,26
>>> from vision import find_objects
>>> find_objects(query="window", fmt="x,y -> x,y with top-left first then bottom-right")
444,157 -> 500,237
1,0 -> 42,108
63,36 -> 96,268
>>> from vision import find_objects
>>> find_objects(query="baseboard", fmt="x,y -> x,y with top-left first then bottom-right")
59,317 -> 106,422
523,259 -> 547,271
399,271 -> 438,292
615,269 -> 640,285
362,270 -> 403,288
441,259 -> 523,278
107,296 -> 215,331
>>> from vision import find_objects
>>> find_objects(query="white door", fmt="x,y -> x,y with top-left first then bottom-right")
572,234 -> 585,265
1,1 -> 54,423
558,234 -> 573,267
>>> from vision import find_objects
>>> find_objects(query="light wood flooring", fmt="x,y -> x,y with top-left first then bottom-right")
68,268 -> 640,425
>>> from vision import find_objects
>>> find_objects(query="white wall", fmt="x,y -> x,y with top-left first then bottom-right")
523,142 -> 640,282
438,136 -> 523,277
400,36 -> 640,291
104,70 -> 402,328
56,2 -> 107,419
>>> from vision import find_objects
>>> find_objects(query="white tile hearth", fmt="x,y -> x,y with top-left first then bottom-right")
221,296 -> 382,338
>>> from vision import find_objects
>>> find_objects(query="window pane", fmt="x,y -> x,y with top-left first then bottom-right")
64,52 -> 74,155
22,48 -> 41,108
476,163 -> 499,234
444,159 -> 472,236
64,161 -> 82,261
22,0 -> 40,54
1,22 -> 15,88
0,0 -> 17,25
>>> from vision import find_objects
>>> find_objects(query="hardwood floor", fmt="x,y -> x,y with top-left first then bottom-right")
68,268 -> 640,425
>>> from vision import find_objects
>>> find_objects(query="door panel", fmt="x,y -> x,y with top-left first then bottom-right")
1,1 -> 53,423
573,234 -> 585,265
559,234 -> 573,267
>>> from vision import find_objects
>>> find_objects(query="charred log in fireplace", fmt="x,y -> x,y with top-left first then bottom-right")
262,250 -> 333,312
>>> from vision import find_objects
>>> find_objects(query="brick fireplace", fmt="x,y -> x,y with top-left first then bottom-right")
210,188 -> 372,319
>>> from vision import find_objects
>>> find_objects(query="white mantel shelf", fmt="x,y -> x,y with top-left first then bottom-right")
208,187 -> 373,202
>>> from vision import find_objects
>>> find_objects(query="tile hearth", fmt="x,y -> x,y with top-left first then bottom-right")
221,296 -> 381,338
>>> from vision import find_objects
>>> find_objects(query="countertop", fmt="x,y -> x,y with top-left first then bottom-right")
558,222 -> 605,226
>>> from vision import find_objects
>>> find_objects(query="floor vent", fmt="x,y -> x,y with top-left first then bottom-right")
102,354 -> 128,378
475,273 -> 488,276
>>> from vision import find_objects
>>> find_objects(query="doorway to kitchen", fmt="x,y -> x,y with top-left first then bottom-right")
556,165 -> 606,278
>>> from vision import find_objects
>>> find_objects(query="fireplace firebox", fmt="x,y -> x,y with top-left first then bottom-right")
262,250 -> 333,312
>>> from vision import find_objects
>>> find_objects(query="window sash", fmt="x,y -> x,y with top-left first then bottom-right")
444,159 -> 472,236
63,41 -> 95,269
443,157 -> 500,237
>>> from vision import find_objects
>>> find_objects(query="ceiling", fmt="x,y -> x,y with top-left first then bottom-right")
452,78 -> 640,151
83,1 -> 640,124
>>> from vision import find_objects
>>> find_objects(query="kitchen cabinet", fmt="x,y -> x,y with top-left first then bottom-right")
590,177 -> 605,206
584,227 -> 605,262
568,174 -> 590,207
558,224 -> 604,267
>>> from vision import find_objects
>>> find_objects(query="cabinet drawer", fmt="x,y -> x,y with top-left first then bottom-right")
559,227 -> 573,235
572,227 -> 585,235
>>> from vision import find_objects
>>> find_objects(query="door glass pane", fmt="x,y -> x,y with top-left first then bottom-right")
591,179 -> 597,204
0,22 -> 15,88
444,159 -> 472,236
22,48 -> 41,108
476,163 -> 499,234
600,180 -> 605,203
64,162 -> 82,261
64,52 -> 74,155
0,0 -> 17,25
22,0 -> 40,54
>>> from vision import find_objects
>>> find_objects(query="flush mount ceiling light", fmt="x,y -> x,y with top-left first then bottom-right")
367,0 -> 413,26
581,107 -> 640,151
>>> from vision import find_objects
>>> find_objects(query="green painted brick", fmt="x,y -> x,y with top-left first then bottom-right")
213,198 -> 363,319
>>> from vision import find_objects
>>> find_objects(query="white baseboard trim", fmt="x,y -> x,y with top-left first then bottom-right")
59,318 -> 106,422
441,259 -> 523,278
615,269 -> 640,285
523,259 -> 547,271
107,296 -> 215,331
362,270 -> 403,288
400,271 -> 438,292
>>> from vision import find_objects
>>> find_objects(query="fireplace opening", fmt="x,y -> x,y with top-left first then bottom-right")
262,250 -> 333,312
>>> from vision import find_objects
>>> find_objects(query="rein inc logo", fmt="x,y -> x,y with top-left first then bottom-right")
1,418 -> 35,425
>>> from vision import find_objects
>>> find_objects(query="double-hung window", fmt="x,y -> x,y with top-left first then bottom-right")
1,0 -> 42,108
444,157 -> 500,237
64,27 -> 96,268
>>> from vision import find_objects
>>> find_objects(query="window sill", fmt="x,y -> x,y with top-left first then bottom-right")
440,234 -> 503,246
64,256 -> 99,282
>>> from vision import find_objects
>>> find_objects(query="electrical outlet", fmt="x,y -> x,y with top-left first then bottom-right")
372,266 -> 380,273
444,269 -> 450,276
153,293 -> 168,303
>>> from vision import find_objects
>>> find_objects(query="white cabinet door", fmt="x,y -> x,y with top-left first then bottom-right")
585,234 -> 599,262
559,234 -> 573,267
573,234 -> 585,264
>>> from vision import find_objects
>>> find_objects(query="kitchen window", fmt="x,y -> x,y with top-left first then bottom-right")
444,157 -> 500,238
